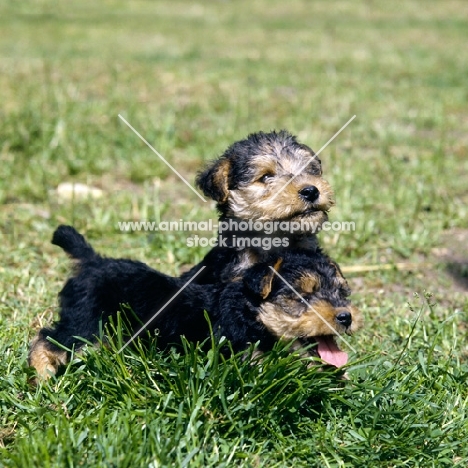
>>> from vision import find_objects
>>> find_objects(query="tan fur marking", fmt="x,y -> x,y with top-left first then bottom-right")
258,300 -> 362,340
213,159 -> 231,202
283,151 -> 319,175
227,173 -> 334,224
28,336 -> 68,380
251,157 -> 277,180
259,258 -> 283,299
272,257 -> 283,271
296,273 -> 320,294
347,305 -> 364,332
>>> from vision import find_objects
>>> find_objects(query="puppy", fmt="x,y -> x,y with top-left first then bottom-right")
28,226 -> 361,380
182,130 -> 335,284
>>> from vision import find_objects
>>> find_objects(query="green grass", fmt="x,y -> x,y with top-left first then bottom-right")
1,0 -> 468,466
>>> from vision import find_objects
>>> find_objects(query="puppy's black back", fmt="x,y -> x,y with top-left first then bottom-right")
40,226 -> 211,353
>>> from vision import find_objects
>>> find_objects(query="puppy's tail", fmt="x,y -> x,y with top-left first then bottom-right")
51,225 -> 97,261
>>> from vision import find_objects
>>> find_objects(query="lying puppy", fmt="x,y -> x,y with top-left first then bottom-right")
182,130 -> 335,284
28,226 -> 362,380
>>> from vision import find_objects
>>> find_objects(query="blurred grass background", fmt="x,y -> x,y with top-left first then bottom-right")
0,0 -> 467,466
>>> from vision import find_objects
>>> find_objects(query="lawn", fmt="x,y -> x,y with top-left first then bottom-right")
0,0 -> 467,466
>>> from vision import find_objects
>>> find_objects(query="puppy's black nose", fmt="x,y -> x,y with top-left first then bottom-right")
336,311 -> 352,328
299,186 -> 320,203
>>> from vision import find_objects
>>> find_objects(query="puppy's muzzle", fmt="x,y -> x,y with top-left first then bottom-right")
299,186 -> 320,203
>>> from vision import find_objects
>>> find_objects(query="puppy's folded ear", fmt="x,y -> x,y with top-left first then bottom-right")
196,158 -> 231,202
243,258 -> 283,299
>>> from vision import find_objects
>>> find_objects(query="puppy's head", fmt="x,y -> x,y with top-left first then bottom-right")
243,256 -> 362,367
197,131 -> 334,230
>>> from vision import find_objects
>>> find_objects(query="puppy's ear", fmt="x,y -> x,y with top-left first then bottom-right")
196,158 -> 231,202
244,258 -> 283,299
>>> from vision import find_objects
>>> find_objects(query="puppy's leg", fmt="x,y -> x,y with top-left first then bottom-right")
28,333 -> 68,380
28,299 -> 102,381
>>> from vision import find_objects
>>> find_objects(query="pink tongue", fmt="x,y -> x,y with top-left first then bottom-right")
315,336 -> 348,367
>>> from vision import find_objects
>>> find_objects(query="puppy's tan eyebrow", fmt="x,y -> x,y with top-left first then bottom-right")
295,273 -> 320,294
253,158 -> 277,176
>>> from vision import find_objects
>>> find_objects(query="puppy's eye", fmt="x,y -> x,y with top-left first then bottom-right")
258,173 -> 275,183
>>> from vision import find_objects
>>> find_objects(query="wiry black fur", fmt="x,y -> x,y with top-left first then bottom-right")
40,226 -> 211,351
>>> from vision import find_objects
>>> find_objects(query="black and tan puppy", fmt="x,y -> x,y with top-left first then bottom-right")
29,226 -> 362,380
182,130 -> 335,284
